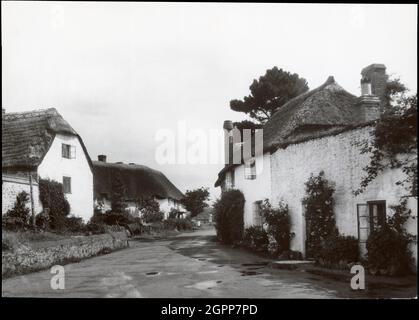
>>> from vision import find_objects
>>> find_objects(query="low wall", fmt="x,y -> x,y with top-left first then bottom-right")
2,231 -> 129,277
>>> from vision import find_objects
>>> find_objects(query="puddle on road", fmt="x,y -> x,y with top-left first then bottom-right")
240,270 -> 262,276
197,270 -> 218,274
186,280 -> 222,291
145,272 -> 160,276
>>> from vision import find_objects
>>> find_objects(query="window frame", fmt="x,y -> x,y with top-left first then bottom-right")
62,143 -> 76,159
63,176 -> 72,194
367,200 -> 387,232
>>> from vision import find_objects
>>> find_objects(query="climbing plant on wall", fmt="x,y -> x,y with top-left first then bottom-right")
302,171 -> 338,258
354,81 -> 417,197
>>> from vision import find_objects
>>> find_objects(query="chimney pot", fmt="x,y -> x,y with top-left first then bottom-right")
223,120 -> 234,131
98,155 -> 107,162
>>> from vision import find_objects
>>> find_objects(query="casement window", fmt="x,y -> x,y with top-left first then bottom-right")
63,176 -> 72,194
253,200 -> 263,226
244,158 -> 256,180
357,200 -> 386,254
62,144 -> 76,159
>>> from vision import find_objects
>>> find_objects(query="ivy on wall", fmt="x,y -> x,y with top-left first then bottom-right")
355,81 -> 417,197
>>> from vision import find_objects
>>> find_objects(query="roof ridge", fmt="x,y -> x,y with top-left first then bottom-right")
3,108 -> 58,120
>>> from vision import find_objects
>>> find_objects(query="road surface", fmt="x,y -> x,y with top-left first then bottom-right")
2,228 -> 416,298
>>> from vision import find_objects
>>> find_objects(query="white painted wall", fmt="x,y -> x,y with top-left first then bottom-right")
157,198 -> 183,219
231,153 -> 271,227
38,133 -> 94,222
269,126 -> 417,261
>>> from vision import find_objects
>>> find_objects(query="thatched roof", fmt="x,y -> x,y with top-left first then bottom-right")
2,108 -> 92,170
215,76 -> 375,187
93,161 -> 184,201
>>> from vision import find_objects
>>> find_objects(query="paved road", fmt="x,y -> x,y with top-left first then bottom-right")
2,228 -> 416,298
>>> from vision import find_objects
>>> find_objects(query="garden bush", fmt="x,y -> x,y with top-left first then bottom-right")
64,216 -> 86,233
104,210 -> 135,226
367,225 -> 413,276
260,200 -> 294,256
39,179 -> 71,231
142,211 -> 164,223
302,171 -> 338,259
243,226 -> 269,252
213,189 -> 245,245
2,191 -> 32,231
316,235 -> 359,269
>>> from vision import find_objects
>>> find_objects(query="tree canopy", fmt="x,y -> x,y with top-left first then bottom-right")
230,67 -> 309,124
181,187 -> 210,217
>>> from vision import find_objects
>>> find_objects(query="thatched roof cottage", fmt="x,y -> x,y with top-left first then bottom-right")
2,108 -> 94,221
215,64 -> 417,264
93,155 -> 184,218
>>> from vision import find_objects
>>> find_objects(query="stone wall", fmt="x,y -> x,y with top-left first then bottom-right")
2,231 -> 129,277
269,125 -> 417,262
2,174 -> 42,215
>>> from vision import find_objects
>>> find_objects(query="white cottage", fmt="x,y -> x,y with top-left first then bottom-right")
215,64 -> 417,263
92,155 -> 184,219
2,108 -> 94,221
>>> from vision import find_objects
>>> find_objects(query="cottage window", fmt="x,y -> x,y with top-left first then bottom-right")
368,201 -> 387,231
357,200 -> 386,255
253,201 -> 263,226
62,144 -> 76,159
63,176 -> 72,194
244,158 -> 256,180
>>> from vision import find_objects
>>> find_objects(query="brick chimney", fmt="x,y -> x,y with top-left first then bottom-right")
98,155 -> 107,162
361,63 -> 388,108
358,64 -> 388,122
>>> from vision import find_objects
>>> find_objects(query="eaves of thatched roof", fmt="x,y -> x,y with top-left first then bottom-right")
2,108 -> 93,171
92,161 -> 184,202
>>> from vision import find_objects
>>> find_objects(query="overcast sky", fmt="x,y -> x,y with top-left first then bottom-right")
2,2 -> 417,201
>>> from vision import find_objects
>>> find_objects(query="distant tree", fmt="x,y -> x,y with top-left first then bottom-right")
230,66 -> 309,124
111,176 -> 126,213
181,187 -> 210,218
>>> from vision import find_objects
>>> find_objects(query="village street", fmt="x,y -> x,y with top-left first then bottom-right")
2,228 -> 416,299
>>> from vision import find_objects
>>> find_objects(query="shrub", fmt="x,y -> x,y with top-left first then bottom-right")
35,211 -> 51,231
243,226 -> 269,252
317,235 -> 359,269
136,197 -> 164,223
367,225 -> 413,276
214,189 -> 245,244
64,216 -> 86,233
2,191 -> 32,231
302,171 -> 338,258
104,210 -> 135,226
39,179 -> 70,231
164,217 -> 194,231
260,200 -> 294,256
142,211 -> 164,223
